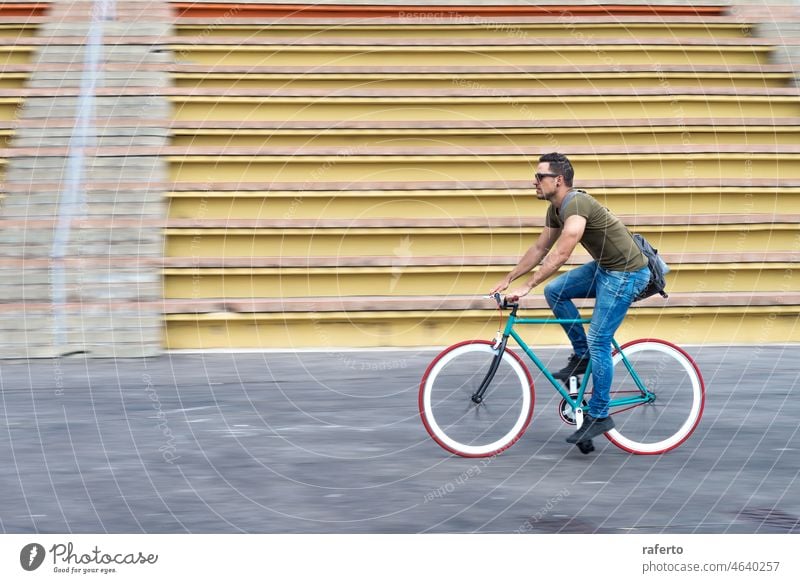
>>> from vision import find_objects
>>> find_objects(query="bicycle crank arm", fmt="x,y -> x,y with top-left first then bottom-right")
569,376 -> 583,428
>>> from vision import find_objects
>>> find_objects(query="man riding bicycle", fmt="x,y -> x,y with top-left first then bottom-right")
490,152 -> 651,445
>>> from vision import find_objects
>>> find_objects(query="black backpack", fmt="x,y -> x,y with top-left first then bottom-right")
631,233 -> 669,301
557,189 -> 669,302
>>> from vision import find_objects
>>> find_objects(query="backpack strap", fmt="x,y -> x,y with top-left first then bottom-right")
557,188 -> 587,223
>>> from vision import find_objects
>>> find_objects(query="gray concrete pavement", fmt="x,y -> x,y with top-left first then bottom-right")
0,345 -> 798,533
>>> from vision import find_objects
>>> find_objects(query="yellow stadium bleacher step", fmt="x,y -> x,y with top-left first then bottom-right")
162,262 -> 799,299
170,118 -> 800,149
162,293 -> 800,348
0,71 -> 28,89
171,67 -> 795,91
173,21 -> 757,41
164,222 -> 799,258
170,91 -> 800,122
163,307 -> 800,348
0,123 -> 13,148
166,185 -> 800,220
0,23 -> 39,37
0,96 -> 23,121
0,44 -> 36,66
166,147 -> 800,183
170,39 -> 774,67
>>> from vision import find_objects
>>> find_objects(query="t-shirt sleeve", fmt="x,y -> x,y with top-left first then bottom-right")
561,195 -> 590,221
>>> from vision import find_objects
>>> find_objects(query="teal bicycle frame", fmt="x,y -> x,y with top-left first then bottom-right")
483,300 -> 656,414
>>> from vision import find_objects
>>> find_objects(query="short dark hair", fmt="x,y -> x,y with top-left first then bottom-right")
539,152 -> 574,187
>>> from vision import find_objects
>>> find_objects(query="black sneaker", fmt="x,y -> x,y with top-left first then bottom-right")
552,353 -> 590,380
566,414 -> 615,444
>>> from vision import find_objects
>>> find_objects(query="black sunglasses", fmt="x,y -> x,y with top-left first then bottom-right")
535,172 -> 560,182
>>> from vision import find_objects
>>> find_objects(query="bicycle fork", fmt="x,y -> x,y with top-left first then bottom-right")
470,334 -> 509,404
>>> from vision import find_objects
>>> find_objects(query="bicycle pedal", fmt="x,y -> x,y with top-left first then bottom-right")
576,440 -> 595,455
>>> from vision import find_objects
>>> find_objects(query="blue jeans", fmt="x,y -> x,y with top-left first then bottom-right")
543,262 -> 650,418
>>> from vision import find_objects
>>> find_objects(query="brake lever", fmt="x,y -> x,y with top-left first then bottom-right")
484,293 -> 503,307
486,293 -> 520,310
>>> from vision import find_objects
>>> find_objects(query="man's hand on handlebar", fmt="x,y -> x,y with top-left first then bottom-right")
487,292 -> 519,308
488,277 -> 511,296
508,282 -> 534,301
488,274 -> 534,308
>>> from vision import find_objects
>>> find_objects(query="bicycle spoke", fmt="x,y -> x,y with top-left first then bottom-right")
606,340 -> 704,454
611,402 -> 648,416
420,341 -> 534,457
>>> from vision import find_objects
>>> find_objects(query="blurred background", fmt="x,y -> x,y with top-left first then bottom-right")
1,0 -> 799,358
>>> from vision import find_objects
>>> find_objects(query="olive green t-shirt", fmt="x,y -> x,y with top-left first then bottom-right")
545,190 -> 648,272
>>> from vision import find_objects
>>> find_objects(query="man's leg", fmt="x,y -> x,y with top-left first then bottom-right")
566,265 -> 649,443
543,261 -> 598,357
586,267 -> 648,418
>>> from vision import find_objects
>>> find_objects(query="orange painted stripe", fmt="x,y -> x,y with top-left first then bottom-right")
0,2 -> 48,17
171,3 -> 726,19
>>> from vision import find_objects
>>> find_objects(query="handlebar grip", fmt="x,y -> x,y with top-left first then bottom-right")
489,293 -> 519,309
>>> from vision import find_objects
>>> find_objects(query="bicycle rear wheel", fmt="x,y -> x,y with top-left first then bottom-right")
606,339 -> 705,454
419,340 -> 534,458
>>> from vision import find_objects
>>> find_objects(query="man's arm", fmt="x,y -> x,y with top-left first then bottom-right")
508,215 -> 586,298
489,226 -> 561,294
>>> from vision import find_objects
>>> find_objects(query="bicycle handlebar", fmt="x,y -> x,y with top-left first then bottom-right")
488,292 -> 519,310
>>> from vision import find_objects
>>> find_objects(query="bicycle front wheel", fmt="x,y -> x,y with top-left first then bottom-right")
419,340 -> 534,458
606,339 -> 705,454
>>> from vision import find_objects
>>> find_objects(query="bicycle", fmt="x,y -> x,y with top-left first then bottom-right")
419,294 -> 705,457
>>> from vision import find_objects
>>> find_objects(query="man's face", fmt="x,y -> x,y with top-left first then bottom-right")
534,162 -> 561,201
